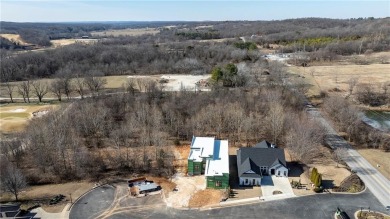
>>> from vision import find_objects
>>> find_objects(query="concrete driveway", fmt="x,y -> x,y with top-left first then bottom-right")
261,176 -> 295,201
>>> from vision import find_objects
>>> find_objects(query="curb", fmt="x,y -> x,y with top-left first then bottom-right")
330,185 -> 367,195
67,184 -> 115,211
354,210 -> 390,219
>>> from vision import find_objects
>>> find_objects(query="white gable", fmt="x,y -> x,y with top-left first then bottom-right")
244,170 -> 255,174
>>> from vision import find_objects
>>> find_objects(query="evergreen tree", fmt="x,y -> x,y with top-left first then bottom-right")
310,167 -> 318,183
314,173 -> 322,187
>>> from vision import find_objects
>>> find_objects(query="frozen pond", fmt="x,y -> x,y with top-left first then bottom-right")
362,110 -> 390,132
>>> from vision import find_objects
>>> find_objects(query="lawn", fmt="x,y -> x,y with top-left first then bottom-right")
358,148 -> 390,180
0,103 -> 58,133
0,181 -> 94,213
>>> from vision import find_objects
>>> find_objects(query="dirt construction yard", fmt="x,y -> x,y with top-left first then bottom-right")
165,173 -> 206,208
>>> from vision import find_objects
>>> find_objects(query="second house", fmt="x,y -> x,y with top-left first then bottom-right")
187,136 -> 229,189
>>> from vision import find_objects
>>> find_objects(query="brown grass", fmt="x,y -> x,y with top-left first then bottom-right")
188,189 -> 224,208
285,147 -> 350,196
0,181 -> 94,213
91,28 -> 160,37
0,34 -> 29,45
289,63 -> 390,97
358,149 -> 390,180
50,39 -> 97,47
0,104 -> 58,133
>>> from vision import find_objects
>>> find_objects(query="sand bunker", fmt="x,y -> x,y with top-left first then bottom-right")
32,110 -> 49,118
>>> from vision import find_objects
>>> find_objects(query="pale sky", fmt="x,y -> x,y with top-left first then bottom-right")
1,1 -> 389,22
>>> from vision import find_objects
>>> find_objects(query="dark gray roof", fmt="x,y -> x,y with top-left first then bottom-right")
237,145 -> 287,178
254,140 -> 272,148
0,203 -> 21,213
237,150 -> 262,178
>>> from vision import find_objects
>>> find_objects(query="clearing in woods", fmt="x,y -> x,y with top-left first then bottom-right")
50,39 -> 98,47
0,104 -> 58,133
91,28 -> 160,37
0,34 -> 29,45
0,74 -> 211,99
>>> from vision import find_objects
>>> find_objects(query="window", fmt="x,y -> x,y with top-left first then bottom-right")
278,171 -> 280,175
194,165 -> 199,171
216,180 -> 222,187
284,171 -> 287,176
245,178 -> 248,184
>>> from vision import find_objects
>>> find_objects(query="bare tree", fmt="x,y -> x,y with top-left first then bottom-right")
56,69 -> 73,99
60,77 -> 73,100
74,76 -> 86,99
0,138 -> 24,168
382,81 -> 389,95
4,81 -> 15,103
266,102 -> 285,145
50,80 -> 62,101
285,115 -> 325,163
17,80 -> 31,103
32,80 -> 48,102
125,78 -> 136,95
84,75 -> 107,95
347,77 -> 358,97
0,160 -> 27,201
333,147 -> 348,167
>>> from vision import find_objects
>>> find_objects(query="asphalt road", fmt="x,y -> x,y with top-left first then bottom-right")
69,183 -> 385,219
308,108 -> 390,208
108,190 -> 383,219
69,185 -> 115,219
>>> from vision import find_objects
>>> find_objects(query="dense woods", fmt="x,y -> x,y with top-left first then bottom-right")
0,40 -> 263,82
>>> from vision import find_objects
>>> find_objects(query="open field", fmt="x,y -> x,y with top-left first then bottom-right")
91,28 -> 160,37
0,103 -> 58,133
358,149 -> 390,180
0,74 -> 211,100
0,33 -> 29,45
50,38 -> 98,47
289,63 -> 390,97
0,181 -> 94,213
107,74 -> 210,91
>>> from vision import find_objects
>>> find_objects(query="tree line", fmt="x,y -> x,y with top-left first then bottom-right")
0,40 -> 263,82
323,96 -> 389,151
